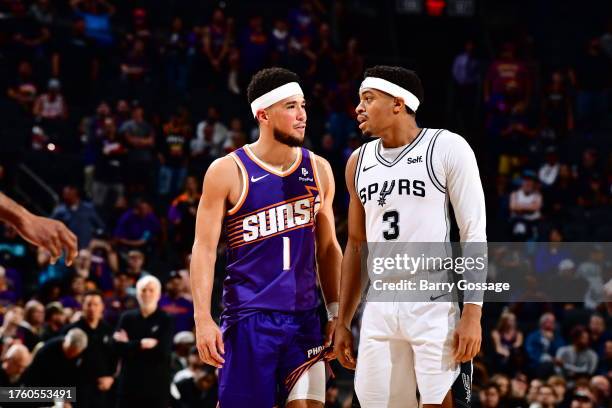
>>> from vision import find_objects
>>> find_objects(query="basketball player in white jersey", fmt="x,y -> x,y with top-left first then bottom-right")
334,66 -> 486,408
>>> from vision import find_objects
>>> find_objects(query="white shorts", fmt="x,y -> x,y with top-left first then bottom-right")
354,302 -> 460,407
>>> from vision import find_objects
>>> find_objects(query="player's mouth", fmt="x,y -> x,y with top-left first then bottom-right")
294,124 -> 306,130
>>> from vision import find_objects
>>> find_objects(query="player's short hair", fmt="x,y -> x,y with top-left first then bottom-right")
247,67 -> 301,105
363,65 -> 424,115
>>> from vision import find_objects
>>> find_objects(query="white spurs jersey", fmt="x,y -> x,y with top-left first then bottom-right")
355,128 -> 487,243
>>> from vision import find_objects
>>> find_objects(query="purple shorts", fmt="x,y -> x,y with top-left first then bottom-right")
218,309 -> 323,407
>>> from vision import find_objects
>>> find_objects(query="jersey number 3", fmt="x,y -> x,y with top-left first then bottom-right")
383,210 -> 399,240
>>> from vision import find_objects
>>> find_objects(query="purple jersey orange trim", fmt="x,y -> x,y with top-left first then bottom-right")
220,146 -> 321,331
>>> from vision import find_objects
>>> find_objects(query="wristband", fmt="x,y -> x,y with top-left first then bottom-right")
326,302 -> 339,321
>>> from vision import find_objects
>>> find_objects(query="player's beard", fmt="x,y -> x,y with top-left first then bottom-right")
273,127 -> 304,147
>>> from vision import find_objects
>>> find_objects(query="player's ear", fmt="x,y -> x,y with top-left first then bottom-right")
392,97 -> 405,114
256,109 -> 269,124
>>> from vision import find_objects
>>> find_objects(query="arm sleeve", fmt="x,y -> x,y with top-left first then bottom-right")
434,131 -> 487,305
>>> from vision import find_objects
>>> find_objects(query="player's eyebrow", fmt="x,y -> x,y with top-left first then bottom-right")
361,91 -> 375,98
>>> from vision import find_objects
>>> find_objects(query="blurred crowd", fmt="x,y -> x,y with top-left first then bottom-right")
0,0 -> 610,407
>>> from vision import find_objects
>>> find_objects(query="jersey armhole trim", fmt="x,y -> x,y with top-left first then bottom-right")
354,145 -> 365,193
310,152 -> 324,208
227,153 -> 249,215
426,129 -> 446,194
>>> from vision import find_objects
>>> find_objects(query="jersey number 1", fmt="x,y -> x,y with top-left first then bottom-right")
383,210 -> 399,240
283,237 -> 290,270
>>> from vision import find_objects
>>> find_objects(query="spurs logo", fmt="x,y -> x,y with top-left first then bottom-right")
377,180 -> 395,207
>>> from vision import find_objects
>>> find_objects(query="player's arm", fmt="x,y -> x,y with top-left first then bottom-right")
313,155 -> 342,347
334,149 -> 367,370
441,132 -> 486,362
190,156 -> 236,368
0,192 -> 78,265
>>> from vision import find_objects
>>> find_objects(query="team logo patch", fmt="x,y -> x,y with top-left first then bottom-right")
299,166 -> 314,182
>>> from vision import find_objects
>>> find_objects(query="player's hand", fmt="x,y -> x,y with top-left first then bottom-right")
140,338 -> 158,349
97,376 -> 114,391
195,317 -> 225,368
324,318 -> 337,359
333,324 -> 356,370
113,329 -> 129,343
453,305 -> 482,363
15,213 -> 78,266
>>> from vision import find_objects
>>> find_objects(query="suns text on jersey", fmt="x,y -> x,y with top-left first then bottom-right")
242,198 -> 314,242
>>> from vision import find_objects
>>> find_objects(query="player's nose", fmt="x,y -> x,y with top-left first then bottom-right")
355,101 -> 365,115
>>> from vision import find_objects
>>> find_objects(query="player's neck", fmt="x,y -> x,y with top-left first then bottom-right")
248,136 -> 299,171
378,118 -> 420,149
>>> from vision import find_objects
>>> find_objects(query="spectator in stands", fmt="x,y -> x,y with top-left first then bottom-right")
527,378 -> 543,405
480,383 -> 502,408
40,301 -> 65,341
191,106 -> 229,166
578,246 -> 606,310
60,275 -> 86,310
6,61 -> 38,113
88,237 -> 118,292
21,327 -> 88,387
508,372 -> 529,407
541,70 -> 574,139
52,185 -> 105,248
114,275 -> 173,408
29,0 -> 54,25
163,16 -> 189,95
0,344 -> 31,386
596,339 -> 612,376
125,249 -> 149,282
33,78 -> 67,123
158,271 -> 194,333
171,331 -> 195,375
173,365 -> 218,408
158,110 -> 191,197
525,313 -> 564,377
491,311 -> 524,374
491,374 -> 511,403
451,39 -> 481,130
113,198 -> 161,255
172,345 -> 203,385
556,326 -> 598,379
509,172 -> 543,240
547,375 -> 569,407
569,389 -> 596,408
17,299 -> 44,351
538,147 -> 561,188
0,306 -> 23,349
103,271 -> 137,327
589,375 -> 610,408
119,105 -> 156,193
589,314 -> 612,357
63,290 -> 116,408
51,17 -> 98,103
120,38 -> 150,98
239,15 -> 268,77
71,0 -> 115,46
202,8 -> 233,83
168,175 -> 200,255
572,38 -> 611,130
484,41 -> 531,107
92,117 -> 127,209
535,384 -> 558,408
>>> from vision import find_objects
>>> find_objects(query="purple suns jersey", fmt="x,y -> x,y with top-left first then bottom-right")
220,145 -> 322,330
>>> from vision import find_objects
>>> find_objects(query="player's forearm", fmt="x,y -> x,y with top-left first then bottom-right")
190,243 -> 217,323
338,239 -> 364,328
317,243 -> 342,305
0,193 -> 31,228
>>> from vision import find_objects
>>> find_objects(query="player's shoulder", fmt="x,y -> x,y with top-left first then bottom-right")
426,128 -> 472,153
205,152 -> 241,178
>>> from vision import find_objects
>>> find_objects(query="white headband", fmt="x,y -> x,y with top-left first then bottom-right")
250,82 -> 304,117
360,77 -> 420,112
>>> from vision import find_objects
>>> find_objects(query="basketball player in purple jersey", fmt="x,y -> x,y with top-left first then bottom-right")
191,68 -> 342,407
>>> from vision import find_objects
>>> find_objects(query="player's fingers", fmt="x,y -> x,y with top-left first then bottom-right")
199,343 -> 211,364
59,227 -> 78,266
206,339 -> 225,366
454,334 -> 467,362
215,330 -> 225,355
